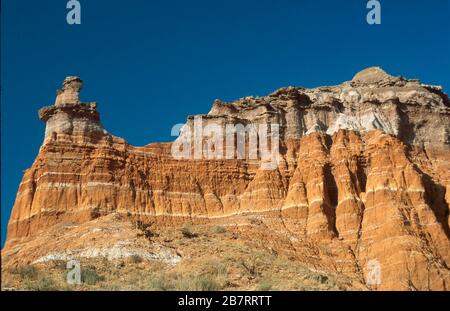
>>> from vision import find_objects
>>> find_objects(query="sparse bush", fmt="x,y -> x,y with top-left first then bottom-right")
194,275 -> 220,291
25,277 -> 56,291
11,265 -> 38,279
306,272 -> 329,284
90,207 -> 102,219
257,279 -> 273,291
298,271 -> 339,290
176,275 -> 221,291
135,220 -> 157,240
213,226 -> 226,234
81,268 -> 104,285
180,227 -> 197,238
317,274 -> 329,284
147,271 -> 225,291
148,275 -> 172,291
201,260 -> 227,276
248,217 -> 263,225
129,254 -> 143,264
51,260 -> 67,270
240,258 -> 260,278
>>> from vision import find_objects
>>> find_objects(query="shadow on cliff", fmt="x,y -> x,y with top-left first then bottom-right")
415,165 -> 450,240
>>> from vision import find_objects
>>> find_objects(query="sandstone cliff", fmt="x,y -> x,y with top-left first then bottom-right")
3,67 -> 450,290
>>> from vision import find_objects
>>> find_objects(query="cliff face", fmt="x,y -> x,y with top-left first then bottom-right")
3,68 -> 450,290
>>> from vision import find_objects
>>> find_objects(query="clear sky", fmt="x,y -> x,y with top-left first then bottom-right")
1,0 -> 449,246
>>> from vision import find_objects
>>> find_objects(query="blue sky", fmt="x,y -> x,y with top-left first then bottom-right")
1,0 -> 449,246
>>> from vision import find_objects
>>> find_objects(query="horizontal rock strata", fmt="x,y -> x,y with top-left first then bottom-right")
4,67 -> 450,290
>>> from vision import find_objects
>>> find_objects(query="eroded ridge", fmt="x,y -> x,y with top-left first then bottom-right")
3,67 -> 450,290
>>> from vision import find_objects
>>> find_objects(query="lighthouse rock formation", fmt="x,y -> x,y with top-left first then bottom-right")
3,67 -> 450,290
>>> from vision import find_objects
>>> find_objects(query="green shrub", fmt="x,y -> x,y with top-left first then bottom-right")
240,258 -> 260,277
135,220 -> 157,240
201,260 -> 227,276
147,272 -> 223,291
248,217 -> 263,225
51,260 -> 67,270
213,226 -> 226,234
148,275 -> 174,291
25,277 -> 56,291
129,254 -> 143,264
11,265 -> 38,279
81,268 -> 104,285
257,279 -> 273,291
180,227 -> 197,238
194,275 -> 220,291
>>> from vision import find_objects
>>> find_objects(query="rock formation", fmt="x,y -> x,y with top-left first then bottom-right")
3,67 -> 450,290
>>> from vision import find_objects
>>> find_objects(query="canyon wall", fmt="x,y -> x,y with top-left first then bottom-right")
4,68 -> 450,290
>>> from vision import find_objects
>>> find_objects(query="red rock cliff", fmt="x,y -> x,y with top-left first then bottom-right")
3,68 -> 450,290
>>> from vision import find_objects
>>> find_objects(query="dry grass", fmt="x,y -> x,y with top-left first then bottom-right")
1,222 -> 361,291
